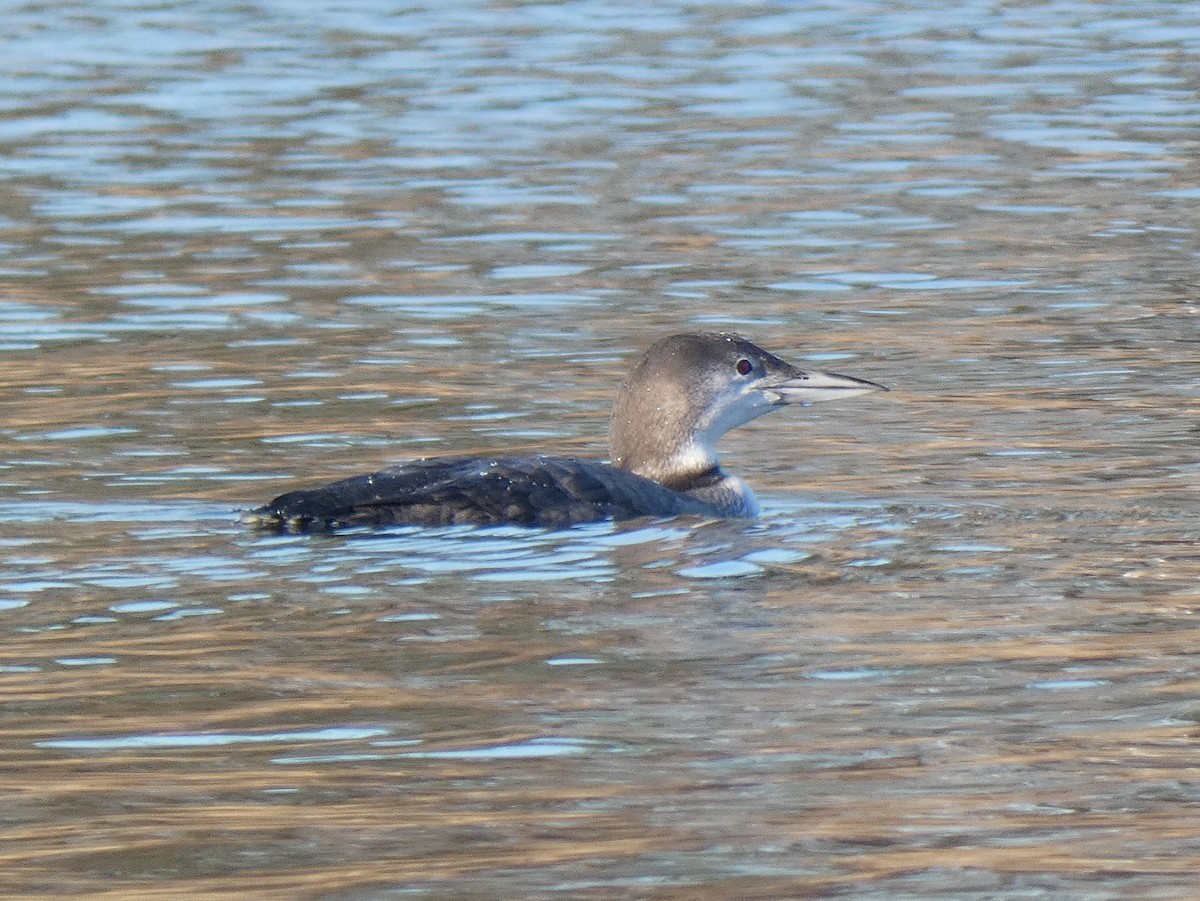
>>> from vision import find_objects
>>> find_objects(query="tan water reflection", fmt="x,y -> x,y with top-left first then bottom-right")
5,577 -> 1200,896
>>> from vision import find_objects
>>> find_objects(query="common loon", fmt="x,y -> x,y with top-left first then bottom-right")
247,333 -> 886,531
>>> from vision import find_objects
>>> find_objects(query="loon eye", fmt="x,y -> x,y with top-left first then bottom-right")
735,358 -> 754,376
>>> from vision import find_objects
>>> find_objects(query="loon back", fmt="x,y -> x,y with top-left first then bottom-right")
246,455 -> 726,531
246,332 -> 886,532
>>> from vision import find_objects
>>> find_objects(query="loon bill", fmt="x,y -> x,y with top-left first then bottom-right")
245,332 -> 887,531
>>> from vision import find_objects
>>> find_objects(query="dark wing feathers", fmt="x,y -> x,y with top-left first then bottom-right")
246,455 -> 712,531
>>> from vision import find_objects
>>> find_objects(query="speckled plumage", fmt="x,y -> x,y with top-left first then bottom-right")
246,455 -> 718,530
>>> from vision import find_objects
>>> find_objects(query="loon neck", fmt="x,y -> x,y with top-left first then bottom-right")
657,462 -> 724,493
611,428 -> 722,489
620,453 -> 759,519
608,336 -> 722,484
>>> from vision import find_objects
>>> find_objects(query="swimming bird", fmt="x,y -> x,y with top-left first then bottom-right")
246,333 -> 886,531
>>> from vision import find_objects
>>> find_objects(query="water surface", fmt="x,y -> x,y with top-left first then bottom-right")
3,1 -> 1200,897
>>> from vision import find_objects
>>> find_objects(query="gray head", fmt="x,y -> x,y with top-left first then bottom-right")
609,333 -> 886,486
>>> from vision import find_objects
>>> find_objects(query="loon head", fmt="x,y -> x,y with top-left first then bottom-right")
609,332 -> 886,486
